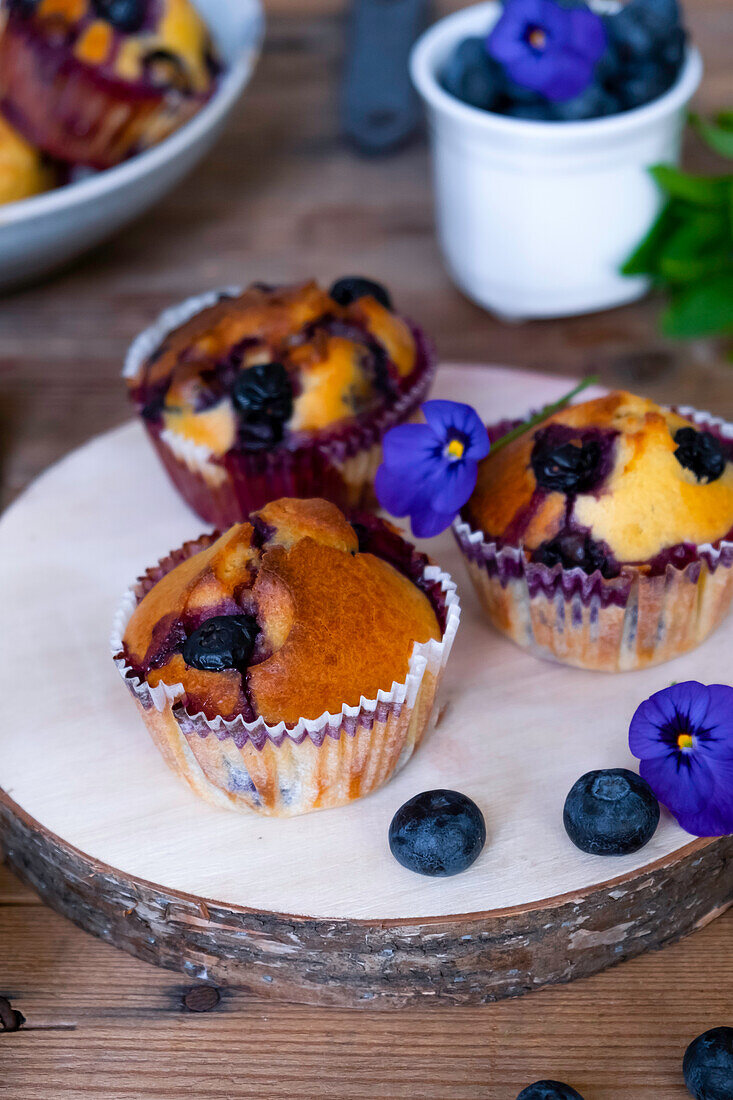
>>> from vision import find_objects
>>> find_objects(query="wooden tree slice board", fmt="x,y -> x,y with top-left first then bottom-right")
1,364 -> 731,1008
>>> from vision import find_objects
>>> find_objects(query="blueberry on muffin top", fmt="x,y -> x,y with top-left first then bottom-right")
464,391 -> 733,573
122,498 -> 441,726
127,280 -> 420,456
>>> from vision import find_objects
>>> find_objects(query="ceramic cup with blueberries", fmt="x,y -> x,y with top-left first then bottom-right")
410,0 -> 703,319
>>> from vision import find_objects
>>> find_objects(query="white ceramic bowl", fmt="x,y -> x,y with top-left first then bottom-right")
0,0 -> 263,292
411,2 -> 703,320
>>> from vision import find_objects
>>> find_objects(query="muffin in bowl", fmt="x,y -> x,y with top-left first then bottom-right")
112,497 -> 459,816
0,112 -> 54,203
454,391 -> 733,672
124,278 -> 436,526
0,0 -> 220,169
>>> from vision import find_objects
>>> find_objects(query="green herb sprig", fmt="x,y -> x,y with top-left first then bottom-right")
622,110 -> 733,347
490,375 -> 599,456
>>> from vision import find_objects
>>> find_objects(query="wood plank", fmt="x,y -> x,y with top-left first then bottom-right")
2,895 -> 732,1098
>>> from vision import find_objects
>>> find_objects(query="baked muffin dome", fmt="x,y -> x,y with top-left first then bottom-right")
122,498 -> 441,726
124,278 -> 436,526
115,498 -> 459,816
0,0 -> 219,169
0,113 -> 53,203
130,280 -> 421,455
455,391 -> 733,672
465,391 -> 733,575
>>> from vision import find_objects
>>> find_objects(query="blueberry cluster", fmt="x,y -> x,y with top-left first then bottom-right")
441,0 -> 687,122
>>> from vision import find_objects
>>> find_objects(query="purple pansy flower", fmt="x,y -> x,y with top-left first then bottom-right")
375,400 -> 490,539
487,0 -> 607,102
629,682 -> 733,838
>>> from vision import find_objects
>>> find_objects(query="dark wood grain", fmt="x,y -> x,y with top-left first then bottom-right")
1,0 -> 732,1094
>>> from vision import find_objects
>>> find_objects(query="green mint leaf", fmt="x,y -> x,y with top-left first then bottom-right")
661,272 -> 733,337
691,113 -> 733,159
622,201 -> 680,276
658,212 -> 732,283
651,165 -> 732,207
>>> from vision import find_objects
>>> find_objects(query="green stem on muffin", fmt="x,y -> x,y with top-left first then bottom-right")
490,376 -> 600,456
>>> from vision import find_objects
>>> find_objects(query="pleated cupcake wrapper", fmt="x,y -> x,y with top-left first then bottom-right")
0,17 -> 204,168
453,404 -> 733,672
124,288 -> 437,525
111,533 -> 460,814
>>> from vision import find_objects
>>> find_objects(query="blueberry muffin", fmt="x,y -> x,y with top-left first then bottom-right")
124,278 -> 436,526
112,498 -> 460,816
0,112 -> 54,203
0,0 -> 219,169
454,391 -> 733,671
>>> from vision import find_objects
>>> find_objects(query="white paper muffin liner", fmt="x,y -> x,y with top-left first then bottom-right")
453,404 -> 733,673
123,287 -> 437,525
111,532 -> 460,816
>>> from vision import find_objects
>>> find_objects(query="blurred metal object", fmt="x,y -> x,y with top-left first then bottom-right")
341,0 -> 428,155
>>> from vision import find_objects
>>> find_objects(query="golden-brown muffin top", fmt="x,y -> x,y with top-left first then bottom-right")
10,0 -> 217,96
122,498 -> 441,725
464,391 -> 733,569
0,113 -> 53,204
127,280 -> 420,455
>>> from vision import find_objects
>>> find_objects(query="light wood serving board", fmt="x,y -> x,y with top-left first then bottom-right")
1,364 -> 731,1008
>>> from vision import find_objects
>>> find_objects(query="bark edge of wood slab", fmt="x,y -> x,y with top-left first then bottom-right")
3,791 -> 731,1009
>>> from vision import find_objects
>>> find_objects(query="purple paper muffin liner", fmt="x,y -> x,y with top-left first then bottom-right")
111,526 -> 460,816
453,404 -> 733,672
124,288 -> 437,526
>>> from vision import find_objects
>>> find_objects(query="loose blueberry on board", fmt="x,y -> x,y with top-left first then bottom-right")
516,1082 -> 585,1100
182,615 -> 259,673
683,1027 -> 733,1100
563,769 -> 660,856
674,428 -> 727,484
329,276 -> 393,311
389,790 -> 486,877
92,0 -> 146,33
531,438 -> 603,494
533,530 -> 619,579
231,362 -> 293,451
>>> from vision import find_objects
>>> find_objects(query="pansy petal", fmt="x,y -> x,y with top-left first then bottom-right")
568,8 -> 607,63
629,699 -> 672,760
541,53 -> 594,101
640,752 -> 716,816
429,458 -> 479,512
381,423 -> 438,470
665,681 -> 712,731
672,798 -> 733,839
700,684 -> 733,751
422,400 -> 491,461
375,464 -> 423,517
410,501 -> 458,539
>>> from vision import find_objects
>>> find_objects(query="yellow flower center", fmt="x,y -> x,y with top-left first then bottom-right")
677,733 -> 694,751
445,438 -> 465,460
528,27 -> 547,50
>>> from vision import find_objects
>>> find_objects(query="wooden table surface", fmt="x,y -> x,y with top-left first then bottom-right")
1,0 -> 732,1095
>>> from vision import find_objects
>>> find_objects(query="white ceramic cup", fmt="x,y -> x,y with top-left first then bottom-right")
411,2 -> 703,320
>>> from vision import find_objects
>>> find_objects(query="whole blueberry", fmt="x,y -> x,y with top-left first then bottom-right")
683,1028 -> 733,1100
628,0 -> 683,38
674,428 -> 727,484
441,37 -> 504,111
389,790 -> 486,877
231,362 -> 293,452
617,61 -> 672,109
551,85 -> 618,122
329,276 -> 392,311
182,615 -> 258,673
92,0 -> 146,32
516,1082 -> 585,1100
563,769 -> 660,856
531,438 -> 604,494
533,530 -> 619,580
604,8 -> 656,62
